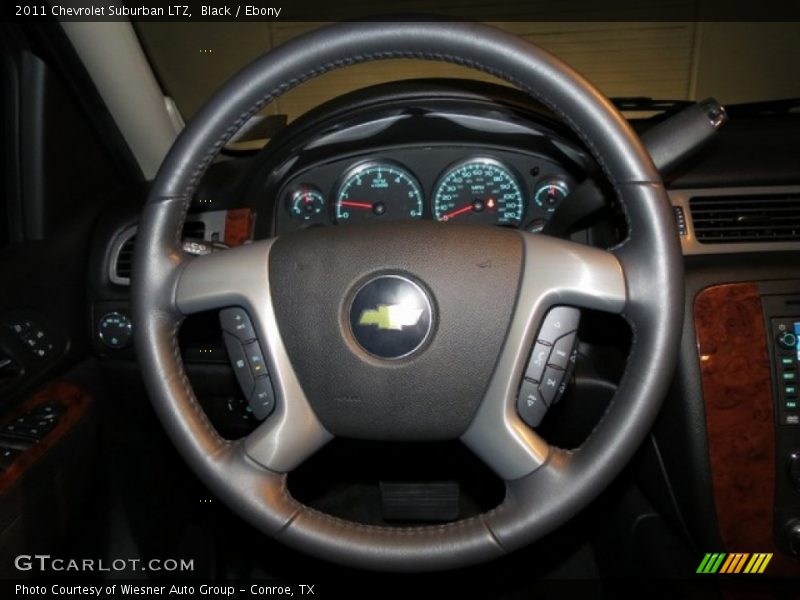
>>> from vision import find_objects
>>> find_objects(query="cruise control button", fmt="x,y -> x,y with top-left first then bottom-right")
537,307 -> 580,345
549,332 -> 576,370
250,377 -> 276,420
517,380 -> 547,428
219,308 -> 257,342
223,332 -> 255,398
539,366 -> 565,407
244,342 -> 268,378
525,342 -> 551,383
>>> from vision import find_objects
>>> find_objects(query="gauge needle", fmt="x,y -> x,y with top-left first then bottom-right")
440,204 -> 474,221
339,200 -> 373,209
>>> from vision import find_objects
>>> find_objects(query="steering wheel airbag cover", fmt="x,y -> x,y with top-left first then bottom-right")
269,221 -> 522,440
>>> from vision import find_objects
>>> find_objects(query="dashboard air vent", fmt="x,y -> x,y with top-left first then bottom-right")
110,220 -> 207,286
116,234 -> 136,281
689,193 -> 800,243
110,227 -> 137,286
182,220 -> 206,239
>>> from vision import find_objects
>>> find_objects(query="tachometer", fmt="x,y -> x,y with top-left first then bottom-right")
432,158 -> 524,226
335,162 -> 424,223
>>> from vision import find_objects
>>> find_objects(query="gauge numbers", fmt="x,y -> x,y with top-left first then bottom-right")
335,162 -> 424,223
288,187 -> 326,222
533,178 -> 570,213
433,158 -> 524,226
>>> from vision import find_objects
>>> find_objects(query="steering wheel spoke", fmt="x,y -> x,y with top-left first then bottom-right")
175,240 -> 272,316
462,233 -> 626,481
175,240 -> 332,473
518,232 -> 627,315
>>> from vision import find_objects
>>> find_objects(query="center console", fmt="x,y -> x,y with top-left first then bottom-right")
695,281 -> 800,573
763,293 -> 800,557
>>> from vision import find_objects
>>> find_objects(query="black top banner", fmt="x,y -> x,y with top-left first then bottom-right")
7,0 -> 800,22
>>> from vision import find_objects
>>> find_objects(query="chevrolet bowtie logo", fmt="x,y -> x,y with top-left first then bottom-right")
357,304 -> 424,331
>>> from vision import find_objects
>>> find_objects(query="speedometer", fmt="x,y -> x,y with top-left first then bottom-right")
335,161 -> 424,223
432,158 -> 524,226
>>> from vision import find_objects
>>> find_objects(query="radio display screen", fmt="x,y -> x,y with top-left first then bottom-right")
795,321 -> 800,360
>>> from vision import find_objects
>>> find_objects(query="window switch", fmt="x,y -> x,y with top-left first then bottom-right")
0,448 -> 21,470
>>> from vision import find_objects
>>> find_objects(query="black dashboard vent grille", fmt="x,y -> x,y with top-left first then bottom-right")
689,194 -> 800,243
182,220 -> 206,239
111,220 -> 206,285
115,234 -> 136,281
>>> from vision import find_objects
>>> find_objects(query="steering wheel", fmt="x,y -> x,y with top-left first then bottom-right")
132,21 -> 683,572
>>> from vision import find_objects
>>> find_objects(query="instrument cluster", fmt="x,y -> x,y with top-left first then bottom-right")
275,149 -> 575,235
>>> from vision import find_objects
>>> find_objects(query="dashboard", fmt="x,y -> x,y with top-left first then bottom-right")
83,77 -> 800,571
232,80 -> 609,241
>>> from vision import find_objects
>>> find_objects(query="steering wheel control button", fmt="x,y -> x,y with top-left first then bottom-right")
219,308 -> 256,342
539,366 -> 565,407
517,380 -> 547,427
250,377 -> 276,420
537,306 -> 580,345
244,341 -> 268,378
348,275 -> 433,360
222,332 -> 255,397
549,332 -> 577,370
525,341 -> 551,383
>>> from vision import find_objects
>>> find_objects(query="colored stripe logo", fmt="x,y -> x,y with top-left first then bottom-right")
696,553 -> 772,574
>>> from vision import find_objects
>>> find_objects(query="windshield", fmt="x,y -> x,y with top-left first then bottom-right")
134,21 -> 800,123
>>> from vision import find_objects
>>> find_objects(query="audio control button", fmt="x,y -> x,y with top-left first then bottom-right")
539,366 -> 564,407
517,380 -> 547,428
524,342 -> 551,383
778,331 -> 798,350
549,333 -> 576,370
537,307 -> 580,345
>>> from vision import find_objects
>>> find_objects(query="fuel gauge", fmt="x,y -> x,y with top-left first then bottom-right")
534,179 -> 570,213
288,187 -> 326,223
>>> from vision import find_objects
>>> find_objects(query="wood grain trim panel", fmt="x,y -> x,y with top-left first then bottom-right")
695,283 -> 798,575
0,381 -> 92,495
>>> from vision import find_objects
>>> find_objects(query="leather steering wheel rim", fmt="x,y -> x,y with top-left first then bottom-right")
132,21 -> 683,572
